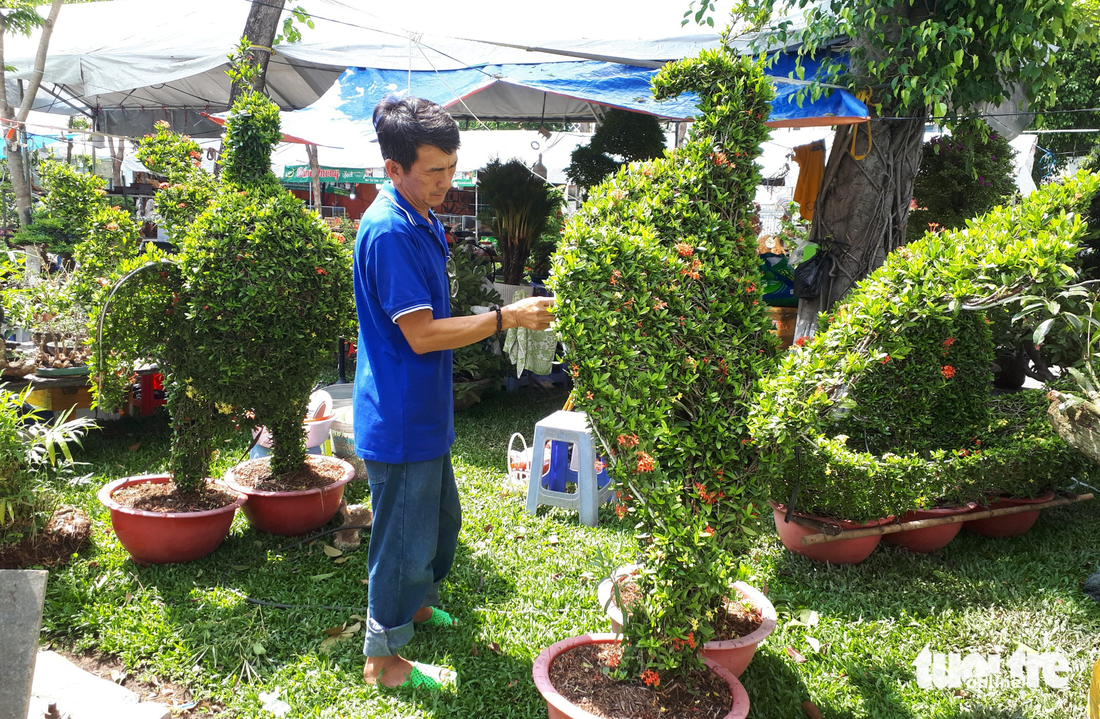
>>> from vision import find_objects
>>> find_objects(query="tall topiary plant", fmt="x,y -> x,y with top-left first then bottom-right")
92,47 -> 353,491
550,46 -> 776,685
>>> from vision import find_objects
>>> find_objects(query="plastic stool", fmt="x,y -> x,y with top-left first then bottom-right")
525,410 -> 613,527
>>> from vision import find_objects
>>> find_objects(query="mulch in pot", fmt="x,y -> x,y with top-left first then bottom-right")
549,642 -> 731,719
230,454 -> 345,492
0,506 -> 90,569
111,481 -> 240,513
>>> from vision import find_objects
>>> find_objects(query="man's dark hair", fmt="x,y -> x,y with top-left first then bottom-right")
373,96 -> 460,171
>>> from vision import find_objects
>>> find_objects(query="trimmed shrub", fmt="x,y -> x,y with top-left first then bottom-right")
550,48 -> 775,683
751,172 -> 1100,522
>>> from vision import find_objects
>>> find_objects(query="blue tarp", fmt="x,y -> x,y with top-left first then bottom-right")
332,58 -> 868,128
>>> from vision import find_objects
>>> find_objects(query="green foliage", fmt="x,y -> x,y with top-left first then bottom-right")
526,206 -> 565,281
478,159 -> 562,285
566,109 -> 667,190
550,47 -> 776,684
93,81 -> 354,490
1029,45 -> 1100,164
0,386 -> 95,545
750,172 -> 1100,521
907,121 -> 1017,242
738,0 -> 1083,121
450,246 -> 504,386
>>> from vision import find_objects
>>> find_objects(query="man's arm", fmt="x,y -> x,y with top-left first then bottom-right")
396,296 -> 555,355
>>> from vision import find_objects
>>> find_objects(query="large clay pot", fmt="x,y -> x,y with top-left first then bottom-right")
882,503 -> 978,553
532,633 -> 750,719
964,492 -> 1055,538
223,457 -> 354,536
771,501 -> 888,564
597,568 -> 776,678
98,474 -> 245,565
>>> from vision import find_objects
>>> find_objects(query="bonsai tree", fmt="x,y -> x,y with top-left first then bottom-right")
565,108 -> 667,192
749,172 -> 1100,523
550,46 -> 776,685
91,49 -> 353,492
478,159 -> 562,285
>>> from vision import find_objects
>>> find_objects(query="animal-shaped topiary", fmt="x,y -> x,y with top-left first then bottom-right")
93,59 -> 352,492
750,172 -> 1100,523
550,46 -> 776,683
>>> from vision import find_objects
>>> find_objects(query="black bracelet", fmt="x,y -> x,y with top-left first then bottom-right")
495,306 -> 503,334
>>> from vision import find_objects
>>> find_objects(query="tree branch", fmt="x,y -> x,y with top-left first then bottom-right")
16,0 -> 62,123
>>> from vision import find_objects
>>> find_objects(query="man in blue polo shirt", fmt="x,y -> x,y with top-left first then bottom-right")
355,96 -> 554,689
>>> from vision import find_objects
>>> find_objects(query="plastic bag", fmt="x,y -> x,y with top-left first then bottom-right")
793,251 -> 832,300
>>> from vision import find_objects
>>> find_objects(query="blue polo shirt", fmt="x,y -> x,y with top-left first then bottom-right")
353,183 -> 454,463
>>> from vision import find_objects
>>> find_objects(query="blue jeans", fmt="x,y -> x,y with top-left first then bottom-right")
361,452 -> 461,657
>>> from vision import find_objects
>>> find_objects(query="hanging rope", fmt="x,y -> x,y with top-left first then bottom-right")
850,88 -> 873,160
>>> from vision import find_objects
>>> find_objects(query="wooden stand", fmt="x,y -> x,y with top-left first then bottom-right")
799,493 -> 1094,546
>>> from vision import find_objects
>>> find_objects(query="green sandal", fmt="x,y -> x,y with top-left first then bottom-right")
416,607 -> 458,628
380,663 -> 457,690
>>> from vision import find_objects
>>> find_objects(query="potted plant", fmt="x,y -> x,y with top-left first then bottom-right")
749,171 -> 1100,559
544,44 -> 776,716
91,48 -> 353,554
449,243 -> 504,410
146,51 -> 354,537
0,385 -> 95,568
477,158 -> 562,299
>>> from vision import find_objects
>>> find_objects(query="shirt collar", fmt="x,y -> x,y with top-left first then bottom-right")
380,183 -> 437,230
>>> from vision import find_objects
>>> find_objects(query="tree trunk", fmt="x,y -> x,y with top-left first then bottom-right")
0,0 -> 64,227
228,0 -> 287,106
793,115 -> 925,339
305,143 -> 321,213
107,134 -> 124,188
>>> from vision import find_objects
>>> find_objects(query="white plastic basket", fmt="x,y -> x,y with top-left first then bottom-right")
505,432 -> 531,496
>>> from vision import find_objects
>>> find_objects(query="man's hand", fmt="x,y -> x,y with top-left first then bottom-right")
507,296 -> 555,331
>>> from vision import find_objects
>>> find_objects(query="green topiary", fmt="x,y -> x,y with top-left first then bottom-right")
906,120 -> 1017,243
550,46 -> 775,684
92,53 -> 354,491
750,171 -> 1100,522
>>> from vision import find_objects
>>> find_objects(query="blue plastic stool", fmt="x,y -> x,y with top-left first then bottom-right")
525,410 -> 613,527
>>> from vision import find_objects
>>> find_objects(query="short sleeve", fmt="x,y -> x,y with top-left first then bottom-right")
364,228 -> 434,322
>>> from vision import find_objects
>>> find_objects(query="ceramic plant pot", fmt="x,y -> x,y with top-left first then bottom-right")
597,567 -> 776,678
223,457 -> 354,536
964,492 -> 1055,538
882,502 -> 978,553
98,474 -> 245,565
532,633 -> 750,719
771,501 -> 889,564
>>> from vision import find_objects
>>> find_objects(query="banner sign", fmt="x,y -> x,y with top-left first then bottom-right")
281,166 -> 477,187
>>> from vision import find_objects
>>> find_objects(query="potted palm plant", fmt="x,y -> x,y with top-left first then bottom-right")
449,244 -> 504,410
542,42 -> 776,717
477,158 -> 562,298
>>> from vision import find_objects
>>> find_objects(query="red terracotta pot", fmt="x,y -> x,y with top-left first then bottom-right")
598,570 -> 776,678
223,457 -> 354,536
882,503 -> 978,553
98,474 -> 245,565
771,502 -> 888,564
964,492 -> 1055,538
532,633 -> 750,719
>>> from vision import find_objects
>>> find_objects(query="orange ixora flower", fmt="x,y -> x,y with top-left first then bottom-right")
941,365 -> 956,379
794,336 -> 808,347
615,504 -> 628,519
640,669 -> 660,687
636,452 -> 655,473
653,299 -> 667,310
617,434 -> 639,448
106,222 -> 119,231
675,242 -> 693,257
610,269 -> 622,285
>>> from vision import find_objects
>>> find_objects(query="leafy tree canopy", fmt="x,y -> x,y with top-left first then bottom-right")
735,0 -> 1086,122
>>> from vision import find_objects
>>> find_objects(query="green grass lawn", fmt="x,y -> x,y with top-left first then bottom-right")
38,386 -> 1100,718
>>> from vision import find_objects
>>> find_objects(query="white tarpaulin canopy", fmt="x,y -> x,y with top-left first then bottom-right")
4,0 -> 736,136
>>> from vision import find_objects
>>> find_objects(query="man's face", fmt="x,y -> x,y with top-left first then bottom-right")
387,144 -> 458,215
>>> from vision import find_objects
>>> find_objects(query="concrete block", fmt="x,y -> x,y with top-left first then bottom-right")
0,569 -> 47,719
